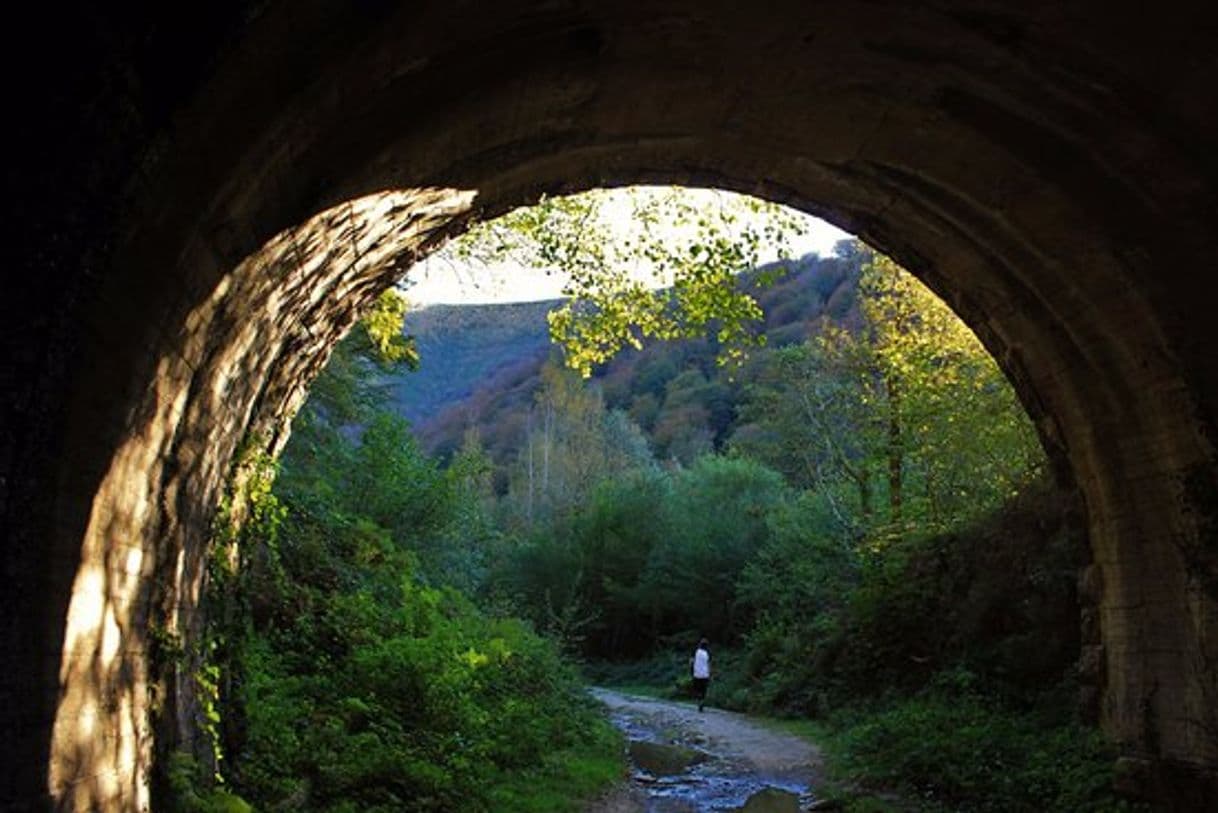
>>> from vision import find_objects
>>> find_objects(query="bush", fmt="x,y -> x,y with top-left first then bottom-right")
166,753 -> 254,813
583,651 -> 689,698
222,409 -> 623,812
826,692 -> 1144,812
235,583 -> 622,812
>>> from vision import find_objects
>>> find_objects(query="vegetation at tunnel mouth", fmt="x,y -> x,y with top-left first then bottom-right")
168,190 -> 1144,813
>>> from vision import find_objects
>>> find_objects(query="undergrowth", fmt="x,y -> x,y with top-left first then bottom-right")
820,691 -> 1147,812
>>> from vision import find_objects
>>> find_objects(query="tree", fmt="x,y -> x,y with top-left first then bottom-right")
281,287 -> 418,489
638,455 -> 790,640
572,469 -> 673,657
733,338 -> 879,535
507,360 -> 654,527
856,252 -> 1044,537
439,187 -> 808,376
734,243 -> 1044,545
360,288 -> 419,370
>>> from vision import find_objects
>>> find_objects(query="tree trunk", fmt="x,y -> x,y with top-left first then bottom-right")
887,375 -> 903,539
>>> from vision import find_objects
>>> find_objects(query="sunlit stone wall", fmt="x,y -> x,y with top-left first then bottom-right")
46,190 -> 473,810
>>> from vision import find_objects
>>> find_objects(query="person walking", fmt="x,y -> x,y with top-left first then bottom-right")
691,638 -> 711,712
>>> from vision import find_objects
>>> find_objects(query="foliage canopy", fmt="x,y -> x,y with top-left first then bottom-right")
439,187 -> 808,375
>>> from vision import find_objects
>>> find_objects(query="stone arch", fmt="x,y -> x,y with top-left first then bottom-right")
5,2 -> 1218,809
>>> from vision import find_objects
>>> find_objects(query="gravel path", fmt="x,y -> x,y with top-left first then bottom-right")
584,688 -> 825,812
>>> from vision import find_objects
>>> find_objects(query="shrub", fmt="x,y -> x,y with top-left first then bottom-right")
826,692 -> 1144,812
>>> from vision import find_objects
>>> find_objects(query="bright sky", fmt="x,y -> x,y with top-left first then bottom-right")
403,187 -> 852,306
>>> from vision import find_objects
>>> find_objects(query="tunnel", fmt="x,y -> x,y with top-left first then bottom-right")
4,2 -> 1218,809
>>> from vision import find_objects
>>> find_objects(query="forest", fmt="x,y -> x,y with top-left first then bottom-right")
170,190 -> 1144,812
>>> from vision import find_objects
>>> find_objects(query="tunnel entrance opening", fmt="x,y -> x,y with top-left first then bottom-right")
198,184 -> 1076,810
7,4 -> 1218,810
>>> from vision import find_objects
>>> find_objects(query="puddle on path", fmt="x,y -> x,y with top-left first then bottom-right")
605,705 -> 817,812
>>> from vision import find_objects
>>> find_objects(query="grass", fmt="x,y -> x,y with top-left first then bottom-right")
754,713 -> 829,743
815,694 -> 1148,813
753,696 -> 1145,812
487,721 -> 627,812
748,711 -> 907,812
582,656 -> 695,716
596,682 -> 672,700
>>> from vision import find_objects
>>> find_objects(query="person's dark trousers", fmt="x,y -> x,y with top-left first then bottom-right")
692,677 -> 709,711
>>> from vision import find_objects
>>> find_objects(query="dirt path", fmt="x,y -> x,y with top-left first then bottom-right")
585,688 -> 825,812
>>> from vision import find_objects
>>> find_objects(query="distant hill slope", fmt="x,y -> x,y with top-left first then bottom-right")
385,252 -> 864,467
381,299 -> 557,423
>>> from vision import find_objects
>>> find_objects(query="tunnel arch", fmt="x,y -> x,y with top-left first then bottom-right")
5,2 -> 1218,809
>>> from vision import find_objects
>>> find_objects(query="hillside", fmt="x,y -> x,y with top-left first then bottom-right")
381,298 -> 557,423
383,252 -> 865,474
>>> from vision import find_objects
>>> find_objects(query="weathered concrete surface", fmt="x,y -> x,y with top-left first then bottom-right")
4,2 -> 1218,810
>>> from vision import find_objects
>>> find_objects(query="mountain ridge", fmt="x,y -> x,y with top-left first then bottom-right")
385,251 -> 864,473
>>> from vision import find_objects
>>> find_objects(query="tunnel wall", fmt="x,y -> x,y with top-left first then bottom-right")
4,2 -> 1218,809
44,190 -> 473,809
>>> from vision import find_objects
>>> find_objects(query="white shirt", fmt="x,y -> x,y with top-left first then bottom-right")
693,647 -> 710,679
